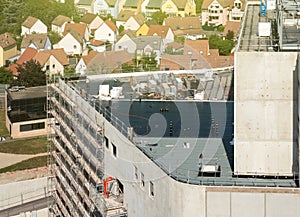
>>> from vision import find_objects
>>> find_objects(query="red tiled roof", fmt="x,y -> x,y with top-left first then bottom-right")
89,39 -> 105,46
22,16 -> 39,28
104,20 -> 117,32
8,48 -> 69,76
63,23 -> 87,38
0,33 -> 16,49
223,21 -> 241,37
82,50 -> 100,65
147,25 -> 171,38
184,40 -> 210,56
34,49 -> 69,66
7,47 -> 38,76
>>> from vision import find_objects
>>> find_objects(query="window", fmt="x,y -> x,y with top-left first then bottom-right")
134,165 -> 138,180
20,122 -> 45,132
73,45 -> 77,49
140,172 -> 144,187
52,64 -> 55,69
149,181 -> 154,197
105,136 -> 109,149
112,143 -> 117,157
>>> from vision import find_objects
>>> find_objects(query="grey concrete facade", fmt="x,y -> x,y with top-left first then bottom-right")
234,52 -> 299,176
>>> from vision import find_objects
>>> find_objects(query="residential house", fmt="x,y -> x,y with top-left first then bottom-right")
94,20 -> 118,44
163,16 -> 205,39
134,35 -> 164,64
0,33 -> 19,67
21,16 -> 48,36
228,0 -> 245,21
136,23 -> 149,36
8,47 -> 69,77
161,0 -> 196,17
63,23 -> 89,41
76,50 -> 134,74
51,15 -> 72,36
80,13 -> 104,35
116,10 -> 135,28
76,0 -> 94,14
147,25 -> 174,44
223,21 -> 241,40
54,31 -> 86,55
114,33 -> 136,52
33,48 -> 69,76
123,0 -> 144,13
75,50 -> 100,74
124,13 -> 146,31
7,47 -> 38,77
165,41 -> 184,54
201,0 -> 230,26
87,39 -> 108,52
160,39 -> 233,70
20,34 -> 51,54
93,0 -> 120,18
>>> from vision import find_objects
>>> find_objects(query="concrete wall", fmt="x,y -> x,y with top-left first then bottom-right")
234,52 -> 298,176
8,118 -> 49,139
0,177 -> 48,210
206,188 -> 300,217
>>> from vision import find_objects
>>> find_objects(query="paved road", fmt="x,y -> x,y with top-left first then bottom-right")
0,196 -> 52,216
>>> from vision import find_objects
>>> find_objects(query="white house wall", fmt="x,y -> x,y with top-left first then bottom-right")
54,33 -> 82,55
124,17 -> 140,31
94,24 -> 115,43
114,35 -> 136,53
48,55 -> 65,76
75,58 -> 87,75
30,20 -> 47,35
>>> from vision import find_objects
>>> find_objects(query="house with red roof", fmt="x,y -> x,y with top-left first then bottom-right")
21,16 -> 47,36
63,23 -> 89,41
54,23 -> 89,55
75,50 -> 133,74
147,25 -> 174,44
160,39 -> 233,70
7,48 -> 38,77
8,48 -> 69,77
94,20 -> 118,44
80,13 -> 104,36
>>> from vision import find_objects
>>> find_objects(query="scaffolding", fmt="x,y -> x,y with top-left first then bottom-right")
47,77 -> 126,216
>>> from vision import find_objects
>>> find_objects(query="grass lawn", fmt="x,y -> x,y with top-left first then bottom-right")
0,155 -> 47,174
0,137 -> 48,154
0,109 -> 9,137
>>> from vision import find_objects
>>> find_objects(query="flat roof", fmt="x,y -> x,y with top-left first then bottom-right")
238,1 -> 300,52
237,4 -> 272,52
135,137 -> 297,187
8,86 -> 47,100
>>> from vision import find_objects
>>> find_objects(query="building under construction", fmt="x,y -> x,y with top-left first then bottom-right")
48,1 -> 300,216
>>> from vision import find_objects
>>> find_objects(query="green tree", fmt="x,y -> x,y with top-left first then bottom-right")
209,34 -> 235,56
195,0 -> 204,13
0,66 -> 13,84
11,60 -> 46,87
151,11 -> 167,25
48,31 -> 62,44
226,30 -> 235,40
